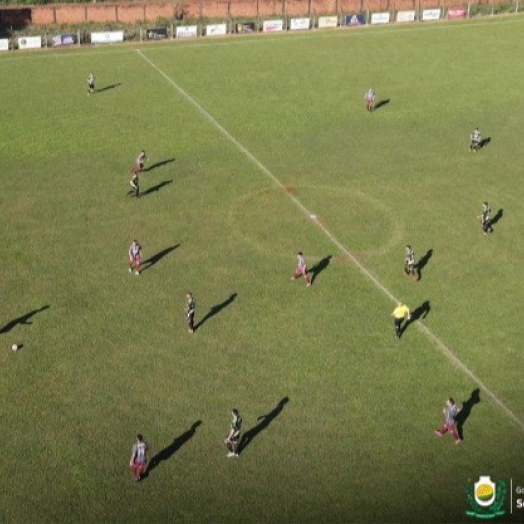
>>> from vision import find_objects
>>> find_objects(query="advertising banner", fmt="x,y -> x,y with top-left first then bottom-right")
146,28 -> 168,40
52,34 -> 76,47
447,7 -> 466,19
263,20 -> 284,32
236,22 -> 256,33
422,8 -> 441,20
90,31 -> 124,44
318,16 -> 338,28
371,12 -> 391,24
18,36 -> 42,50
290,18 -> 311,30
396,10 -> 416,22
176,25 -> 198,38
345,14 -> 366,26
206,23 -> 227,36
0,39 -> 9,51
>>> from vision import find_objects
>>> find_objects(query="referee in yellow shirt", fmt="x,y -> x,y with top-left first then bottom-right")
391,301 -> 411,339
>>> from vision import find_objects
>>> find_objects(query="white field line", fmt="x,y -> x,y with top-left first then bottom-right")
136,49 -> 524,433
1,16 -> 524,63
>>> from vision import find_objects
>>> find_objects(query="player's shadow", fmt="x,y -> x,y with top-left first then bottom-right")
145,421 -> 202,478
194,293 -> 237,332
0,305 -> 50,334
401,300 -> 430,337
490,208 -> 503,227
456,388 -> 480,441
140,180 -> 173,197
143,158 -> 176,172
309,255 -> 332,284
478,137 -> 491,150
142,244 -> 180,271
239,397 -> 289,455
96,83 -> 122,93
374,99 -> 390,111
416,249 -> 433,281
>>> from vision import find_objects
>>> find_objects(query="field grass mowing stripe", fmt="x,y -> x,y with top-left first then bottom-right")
136,48 -> 524,434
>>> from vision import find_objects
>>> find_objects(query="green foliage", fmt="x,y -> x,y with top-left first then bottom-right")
1,17 -> 524,523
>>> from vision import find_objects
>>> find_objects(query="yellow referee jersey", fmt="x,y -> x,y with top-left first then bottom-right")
392,304 -> 410,319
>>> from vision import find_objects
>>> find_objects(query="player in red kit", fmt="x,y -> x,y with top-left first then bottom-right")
291,251 -> 311,286
128,240 -> 142,276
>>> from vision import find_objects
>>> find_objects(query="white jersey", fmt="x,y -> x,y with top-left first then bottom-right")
129,242 -> 141,258
132,441 -> 147,462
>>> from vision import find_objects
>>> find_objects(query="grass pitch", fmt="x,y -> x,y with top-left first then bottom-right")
1,17 -> 524,524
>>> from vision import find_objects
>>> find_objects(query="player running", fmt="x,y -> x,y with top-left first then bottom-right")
224,408 -> 242,458
87,73 -> 95,95
128,240 -> 142,275
469,127 -> 481,152
129,173 -> 139,198
403,245 -> 418,281
185,292 -> 195,333
478,202 -> 493,235
134,151 -> 147,173
129,434 -> 149,481
291,251 -> 311,287
365,88 -> 376,112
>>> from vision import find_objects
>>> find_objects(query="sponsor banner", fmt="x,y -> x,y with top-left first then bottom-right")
290,18 -> 311,30
236,22 -> 256,33
396,10 -> 416,22
18,36 -> 42,50
318,16 -> 338,28
345,14 -> 366,26
146,27 -> 168,40
447,7 -> 465,19
0,39 -> 9,51
206,23 -> 227,36
422,8 -> 441,20
371,12 -> 390,24
176,25 -> 198,38
52,34 -> 76,47
91,31 -> 124,44
263,19 -> 284,32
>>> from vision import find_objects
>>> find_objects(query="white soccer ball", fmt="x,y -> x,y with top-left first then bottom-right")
11,344 -> 18,351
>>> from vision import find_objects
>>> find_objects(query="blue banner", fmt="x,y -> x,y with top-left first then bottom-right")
345,14 -> 366,26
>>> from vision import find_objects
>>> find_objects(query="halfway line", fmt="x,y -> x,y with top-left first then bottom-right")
135,48 -> 524,433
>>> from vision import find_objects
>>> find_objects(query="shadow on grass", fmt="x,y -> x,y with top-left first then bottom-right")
374,99 -> 390,111
143,158 -> 176,172
401,301 -> 430,337
145,421 -> 202,478
141,180 -> 173,197
416,249 -> 433,281
194,293 -> 237,332
0,305 -> 50,334
142,244 -> 180,272
239,397 -> 289,455
490,209 -> 503,227
309,255 -> 332,285
96,83 -> 122,93
478,137 -> 491,150
456,388 -> 480,441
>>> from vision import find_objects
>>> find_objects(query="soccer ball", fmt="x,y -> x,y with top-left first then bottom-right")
11,344 -> 18,351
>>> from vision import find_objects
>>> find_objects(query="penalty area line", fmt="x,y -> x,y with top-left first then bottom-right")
135,48 -> 524,434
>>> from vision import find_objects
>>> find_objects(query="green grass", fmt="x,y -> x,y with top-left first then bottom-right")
1,18 -> 524,524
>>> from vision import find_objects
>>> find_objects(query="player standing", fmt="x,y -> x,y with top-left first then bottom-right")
435,398 -> 462,444
185,292 -> 195,333
469,127 -> 481,152
365,88 -> 376,112
87,73 -> 95,95
129,434 -> 149,481
391,301 -> 411,339
224,408 -> 242,458
128,240 -> 142,275
134,151 -> 147,173
403,245 -> 417,281
291,251 -> 311,287
478,202 -> 493,235
130,173 -> 139,198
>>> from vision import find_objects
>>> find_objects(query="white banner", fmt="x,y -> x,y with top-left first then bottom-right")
206,23 -> 227,36
0,39 -> 8,51
90,31 -> 124,44
318,16 -> 338,28
290,18 -> 311,30
422,8 -> 441,20
371,12 -> 391,24
263,20 -> 284,32
176,25 -> 198,38
396,10 -> 416,22
18,36 -> 41,50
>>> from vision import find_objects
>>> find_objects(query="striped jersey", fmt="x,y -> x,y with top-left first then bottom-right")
186,295 -> 195,315
471,129 -> 480,142
231,414 -> 242,438
405,247 -> 415,265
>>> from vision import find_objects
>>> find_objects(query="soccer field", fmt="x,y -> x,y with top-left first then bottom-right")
1,17 -> 524,524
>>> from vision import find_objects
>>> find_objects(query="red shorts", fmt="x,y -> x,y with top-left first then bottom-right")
296,266 -> 307,276
129,256 -> 140,265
